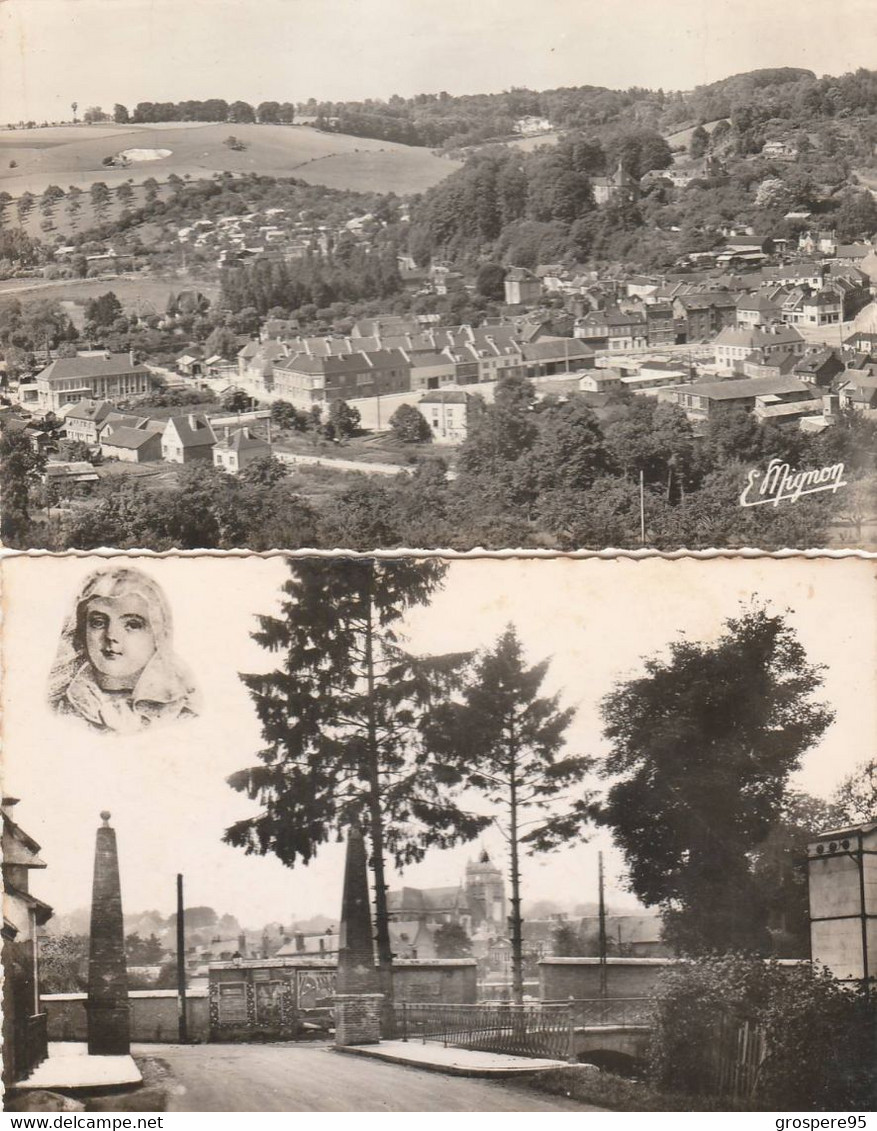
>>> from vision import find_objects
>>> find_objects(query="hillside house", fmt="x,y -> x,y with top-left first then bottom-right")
736,293 -> 783,329
575,310 -> 647,351
504,266 -> 538,307
793,348 -> 845,387
212,427 -> 271,473
161,414 -> 217,463
101,421 -> 165,463
35,353 -> 156,413
837,371 -> 877,411
415,389 -> 483,444
713,325 -> 805,373
61,398 -> 115,445
644,303 -> 676,346
672,294 -> 738,341
592,162 -> 638,205
781,287 -> 842,327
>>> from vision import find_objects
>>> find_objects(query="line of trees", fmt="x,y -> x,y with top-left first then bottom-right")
222,558 -> 844,1007
115,100 -> 295,125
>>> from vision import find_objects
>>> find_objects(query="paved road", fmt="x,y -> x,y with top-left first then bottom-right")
136,1042 -> 600,1112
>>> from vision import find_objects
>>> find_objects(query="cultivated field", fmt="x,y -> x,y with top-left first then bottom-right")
0,121 -> 460,198
0,274 -> 219,323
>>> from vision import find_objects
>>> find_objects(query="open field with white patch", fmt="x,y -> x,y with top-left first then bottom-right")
0,121 -> 460,197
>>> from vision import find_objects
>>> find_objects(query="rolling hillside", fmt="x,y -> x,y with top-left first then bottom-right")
0,121 -> 460,198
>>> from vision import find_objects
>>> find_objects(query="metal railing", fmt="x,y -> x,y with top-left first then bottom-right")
546,996 -> 653,1028
395,997 -> 652,1062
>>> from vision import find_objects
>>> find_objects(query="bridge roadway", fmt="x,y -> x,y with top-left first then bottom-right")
138,1041 -> 602,1112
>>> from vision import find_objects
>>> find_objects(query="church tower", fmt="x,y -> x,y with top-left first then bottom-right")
465,850 -> 506,928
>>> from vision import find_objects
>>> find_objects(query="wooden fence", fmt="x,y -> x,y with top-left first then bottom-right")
709,1014 -> 767,1100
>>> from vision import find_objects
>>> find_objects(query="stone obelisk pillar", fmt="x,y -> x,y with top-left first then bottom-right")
87,812 -> 130,1055
334,825 -> 383,1045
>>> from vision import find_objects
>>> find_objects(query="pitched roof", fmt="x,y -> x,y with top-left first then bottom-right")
687,376 -> 812,400
165,414 -> 216,447
36,354 -> 148,385
714,325 -> 803,347
63,398 -> 114,423
215,427 -> 270,453
101,426 -> 162,450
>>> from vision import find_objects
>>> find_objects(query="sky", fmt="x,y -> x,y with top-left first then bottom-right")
2,553 -> 875,930
0,0 -> 875,126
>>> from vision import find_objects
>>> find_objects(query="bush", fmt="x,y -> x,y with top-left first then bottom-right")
649,954 -> 876,1109
389,402 -> 431,443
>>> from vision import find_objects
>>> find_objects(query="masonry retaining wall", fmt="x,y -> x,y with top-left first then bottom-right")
42,990 -> 210,1043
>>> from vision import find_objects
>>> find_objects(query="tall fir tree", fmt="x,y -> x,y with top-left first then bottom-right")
224,558 -> 487,1022
424,626 -> 592,1002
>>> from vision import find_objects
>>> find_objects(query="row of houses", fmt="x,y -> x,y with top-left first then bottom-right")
55,398 -> 271,472
236,323 -> 596,406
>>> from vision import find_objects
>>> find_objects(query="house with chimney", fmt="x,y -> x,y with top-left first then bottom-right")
161,413 -> 217,463
61,398 -> 115,445
713,324 -> 805,373
592,161 -> 638,205
504,267 -> 541,306
213,427 -> 271,473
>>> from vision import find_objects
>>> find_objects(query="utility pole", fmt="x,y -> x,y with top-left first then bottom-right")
598,851 -> 608,1004
176,874 -> 188,1044
639,470 -> 646,545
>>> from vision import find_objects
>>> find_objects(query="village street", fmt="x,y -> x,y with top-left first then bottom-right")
139,1041 -> 600,1112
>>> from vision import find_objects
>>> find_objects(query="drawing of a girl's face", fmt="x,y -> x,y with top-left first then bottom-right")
83,594 -> 157,683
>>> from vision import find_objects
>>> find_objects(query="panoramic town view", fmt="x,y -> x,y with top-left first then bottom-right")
2,0 -> 877,1119
3,554 -> 876,1113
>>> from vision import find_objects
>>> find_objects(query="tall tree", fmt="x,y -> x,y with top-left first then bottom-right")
831,758 -> 877,825
598,605 -> 833,955
224,559 -> 487,1021
425,626 -> 591,1002
0,428 -> 45,545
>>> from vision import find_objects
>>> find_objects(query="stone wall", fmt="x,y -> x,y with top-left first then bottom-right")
43,990 -> 210,1043
539,957 -> 808,1001
394,960 -> 478,1004
539,957 -> 678,1001
207,958 -> 477,1041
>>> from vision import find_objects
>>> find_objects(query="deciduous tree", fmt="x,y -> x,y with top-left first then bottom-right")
598,605 -> 833,954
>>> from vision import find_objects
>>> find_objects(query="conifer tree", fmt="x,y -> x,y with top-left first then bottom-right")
425,626 -> 592,1002
225,558 -> 488,1019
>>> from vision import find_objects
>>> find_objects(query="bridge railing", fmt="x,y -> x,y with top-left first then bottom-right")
395,997 -> 652,1062
544,996 -> 653,1029
397,1001 -> 572,1060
